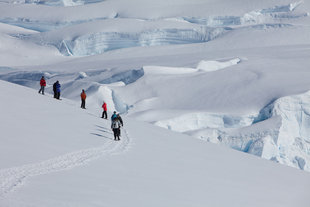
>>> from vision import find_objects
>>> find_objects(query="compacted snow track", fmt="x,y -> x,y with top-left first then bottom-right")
0,127 -> 130,197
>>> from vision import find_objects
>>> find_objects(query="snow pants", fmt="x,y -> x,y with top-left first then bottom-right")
102,111 -> 107,119
113,128 -> 120,140
81,99 -> 86,109
38,86 -> 45,94
56,92 -> 60,99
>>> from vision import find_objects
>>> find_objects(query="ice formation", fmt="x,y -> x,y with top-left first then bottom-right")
160,91 -> 310,171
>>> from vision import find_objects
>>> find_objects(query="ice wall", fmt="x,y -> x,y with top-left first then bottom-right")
182,1 -> 307,27
183,92 -> 310,171
260,92 -> 310,170
57,27 -> 228,56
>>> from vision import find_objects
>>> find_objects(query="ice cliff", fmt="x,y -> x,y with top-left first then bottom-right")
158,91 -> 310,171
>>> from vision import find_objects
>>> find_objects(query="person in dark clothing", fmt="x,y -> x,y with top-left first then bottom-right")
38,76 -> 46,95
111,117 -> 122,141
102,102 -> 107,119
117,114 -> 123,127
55,81 -> 61,99
53,81 -> 57,98
117,114 -> 123,137
80,89 -> 86,109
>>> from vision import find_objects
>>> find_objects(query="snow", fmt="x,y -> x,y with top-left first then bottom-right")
22,19 -> 228,56
197,58 -> 241,72
0,80 -> 309,207
0,0 -> 310,205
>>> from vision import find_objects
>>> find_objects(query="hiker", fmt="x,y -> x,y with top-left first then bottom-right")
111,116 -> 122,141
38,76 -> 46,95
117,113 -> 124,137
55,81 -> 61,99
80,89 -> 86,109
102,102 -> 107,119
117,114 -> 123,127
53,81 -> 57,98
111,111 -> 117,121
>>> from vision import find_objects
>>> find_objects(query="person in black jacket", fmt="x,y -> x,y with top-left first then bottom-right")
117,114 -> 123,127
55,81 -> 61,99
111,117 -> 122,141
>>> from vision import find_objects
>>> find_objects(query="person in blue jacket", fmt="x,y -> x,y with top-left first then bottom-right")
55,81 -> 61,99
111,111 -> 117,121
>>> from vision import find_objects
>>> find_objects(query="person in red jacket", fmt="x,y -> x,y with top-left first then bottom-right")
102,102 -> 107,119
80,89 -> 86,109
38,76 -> 46,95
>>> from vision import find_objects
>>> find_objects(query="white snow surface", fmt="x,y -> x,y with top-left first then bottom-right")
1,0 -> 310,205
0,80 -> 310,207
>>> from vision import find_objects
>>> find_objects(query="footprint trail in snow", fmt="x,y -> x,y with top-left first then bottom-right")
0,127 -> 130,197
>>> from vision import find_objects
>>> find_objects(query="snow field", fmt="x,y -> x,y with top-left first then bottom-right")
0,80 -> 310,207
0,80 -> 130,198
2,50 -> 310,171
0,133 -> 130,197
0,0 -> 310,205
0,1 -> 308,58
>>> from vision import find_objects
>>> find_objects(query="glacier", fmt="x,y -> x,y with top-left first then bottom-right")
2,51 -> 310,172
0,0 -> 310,174
58,28 -> 229,56
160,91 -> 310,171
1,0 -> 310,206
1,1 -> 307,57
25,19 -> 230,56
253,92 -> 310,171
1,80 -> 309,207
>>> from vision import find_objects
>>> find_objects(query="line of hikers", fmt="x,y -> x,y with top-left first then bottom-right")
38,76 -> 123,141
101,100 -> 123,141
38,76 -> 61,99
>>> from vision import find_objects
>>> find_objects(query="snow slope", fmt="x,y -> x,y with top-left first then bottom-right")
1,0 -> 310,173
1,0 -> 310,204
0,80 -> 310,207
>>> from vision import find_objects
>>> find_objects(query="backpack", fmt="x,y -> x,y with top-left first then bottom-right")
111,120 -> 121,129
